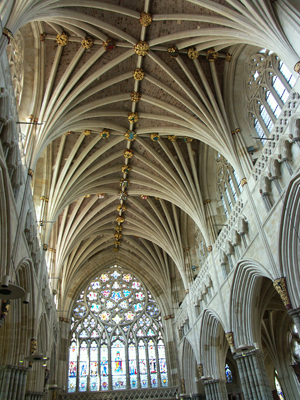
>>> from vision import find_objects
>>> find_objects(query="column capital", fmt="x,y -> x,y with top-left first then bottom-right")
273,277 -> 292,309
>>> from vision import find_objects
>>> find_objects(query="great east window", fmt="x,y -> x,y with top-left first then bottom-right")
68,265 -> 168,392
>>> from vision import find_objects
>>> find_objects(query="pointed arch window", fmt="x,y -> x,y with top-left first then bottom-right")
68,266 -> 168,392
247,50 -> 296,146
225,363 -> 233,383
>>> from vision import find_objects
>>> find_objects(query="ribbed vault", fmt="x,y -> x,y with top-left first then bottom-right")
4,0 -> 299,306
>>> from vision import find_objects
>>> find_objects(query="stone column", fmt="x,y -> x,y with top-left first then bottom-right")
203,379 -> 227,400
8,366 -> 16,400
11,368 -> 20,400
0,365 -> 12,400
234,349 -> 273,400
288,307 -> 300,334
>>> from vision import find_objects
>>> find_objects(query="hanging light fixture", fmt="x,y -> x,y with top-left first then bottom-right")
0,275 -> 26,300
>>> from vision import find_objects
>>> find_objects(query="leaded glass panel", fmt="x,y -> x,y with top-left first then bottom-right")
68,266 -> 168,392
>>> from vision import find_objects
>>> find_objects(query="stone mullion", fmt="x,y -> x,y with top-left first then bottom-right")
155,342 -> 161,387
108,343 -> 112,390
136,343 -> 141,388
125,344 -> 130,389
146,340 -> 151,388
76,341 -> 79,392
87,343 -> 90,391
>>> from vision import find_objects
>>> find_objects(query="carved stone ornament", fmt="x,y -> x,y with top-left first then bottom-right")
30,338 -> 37,354
116,215 -> 125,223
133,68 -> 145,81
124,149 -> 133,158
235,128 -> 241,134
185,289 -> 189,294
114,232 -> 123,240
128,112 -> 139,123
100,129 -> 110,139
43,244 -> 48,251
181,379 -> 186,394
131,91 -> 142,102
226,52 -> 232,62
164,315 -> 171,320
118,191 -> 128,201
141,195 -> 148,200
28,169 -> 34,177
168,135 -> 177,141
184,137 -> 193,143
3,28 -> 13,44
140,12 -> 153,27
273,277 -> 292,309
197,364 -> 203,378
84,195 -> 90,198
225,332 -> 234,347
155,197 -> 160,200
207,48 -> 218,62
97,193 -> 105,199
120,178 -> 129,188
294,61 -> 300,75
188,47 -> 199,60
241,178 -> 247,187
56,32 -> 69,47
207,245 -> 212,252
150,133 -> 160,141
40,32 -> 46,42
114,240 -> 120,246
117,204 -> 126,212
65,131 -> 71,136
124,130 -> 137,141
167,45 -> 179,58
83,130 -> 91,136
116,225 -> 123,232
134,41 -> 150,56
122,164 -> 131,174
103,38 -> 115,51
81,36 -> 94,49
114,248 -> 119,252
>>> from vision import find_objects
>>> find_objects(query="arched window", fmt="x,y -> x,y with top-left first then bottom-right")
216,154 -> 240,217
247,49 -> 296,145
225,363 -> 233,383
274,371 -> 285,400
68,266 -> 168,393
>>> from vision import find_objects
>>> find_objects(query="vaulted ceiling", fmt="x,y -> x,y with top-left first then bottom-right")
5,0 -> 296,309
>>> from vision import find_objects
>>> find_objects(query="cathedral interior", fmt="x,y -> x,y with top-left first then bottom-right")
1,0 -> 300,399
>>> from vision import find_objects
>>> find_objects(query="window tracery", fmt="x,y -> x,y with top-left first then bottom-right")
216,154 -> 241,216
246,49 -> 296,145
68,266 -> 168,393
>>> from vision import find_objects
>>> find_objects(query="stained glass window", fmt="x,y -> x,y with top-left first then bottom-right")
275,372 -> 285,400
68,266 -> 168,392
225,363 -> 233,383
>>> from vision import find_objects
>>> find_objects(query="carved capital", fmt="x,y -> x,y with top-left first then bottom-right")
273,277 -> 292,309
241,178 -> 247,187
225,332 -> 234,347
294,61 -> 300,75
28,169 -> 34,177
226,52 -> 232,62
197,364 -> 203,378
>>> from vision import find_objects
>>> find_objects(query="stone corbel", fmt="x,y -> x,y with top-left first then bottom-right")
231,229 -> 241,247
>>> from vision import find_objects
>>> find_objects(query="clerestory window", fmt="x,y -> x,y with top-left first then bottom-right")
247,49 -> 296,145
68,265 -> 168,393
